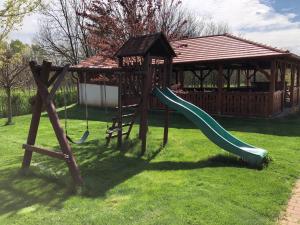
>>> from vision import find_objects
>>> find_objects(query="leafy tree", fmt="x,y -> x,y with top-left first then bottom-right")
0,40 -> 31,125
80,0 -> 229,58
0,0 -> 41,41
37,0 -> 92,65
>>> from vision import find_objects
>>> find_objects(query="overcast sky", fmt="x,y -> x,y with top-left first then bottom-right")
4,0 -> 300,54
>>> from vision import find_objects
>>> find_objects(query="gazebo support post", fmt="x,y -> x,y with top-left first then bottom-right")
269,60 -> 276,115
296,65 -> 300,104
290,65 -> 295,106
237,69 -> 241,88
217,64 -> 224,115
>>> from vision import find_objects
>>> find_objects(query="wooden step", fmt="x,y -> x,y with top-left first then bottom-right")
106,132 -> 128,139
116,104 -> 139,109
112,113 -> 135,121
107,123 -> 132,134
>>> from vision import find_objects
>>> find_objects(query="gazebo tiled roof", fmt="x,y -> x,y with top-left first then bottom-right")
76,33 -> 298,68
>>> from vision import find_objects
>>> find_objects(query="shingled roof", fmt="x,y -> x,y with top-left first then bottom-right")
115,32 -> 176,57
76,33 -> 298,68
74,55 -> 118,69
172,33 -> 291,64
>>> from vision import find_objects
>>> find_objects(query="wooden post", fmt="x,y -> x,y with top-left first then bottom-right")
296,65 -> 300,104
163,57 -> 172,146
140,54 -> 152,155
22,62 -> 46,170
226,69 -> 231,89
217,64 -> 224,115
117,58 -> 123,149
246,69 -> 250,87
237,69 -> 241,88
179,70 -> 184,87
290,65 -> 295,106
269,60 -> 276,115
117,72 -> 123,149
280,63 -> 286,111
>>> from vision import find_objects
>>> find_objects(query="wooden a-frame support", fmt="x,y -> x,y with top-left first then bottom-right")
21,61 -> 83,185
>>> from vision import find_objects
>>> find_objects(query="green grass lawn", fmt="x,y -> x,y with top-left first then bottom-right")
0,105 -> 300,225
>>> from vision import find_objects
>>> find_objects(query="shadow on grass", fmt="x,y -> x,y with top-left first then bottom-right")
47,104 -> 300,137
0,137 -> 251,216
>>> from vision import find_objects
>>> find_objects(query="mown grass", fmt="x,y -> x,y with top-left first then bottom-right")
0,105 -> 299,225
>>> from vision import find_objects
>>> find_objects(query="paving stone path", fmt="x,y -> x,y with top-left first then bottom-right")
279,180 -> 300,225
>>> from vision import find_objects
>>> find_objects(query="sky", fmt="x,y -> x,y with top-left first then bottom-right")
3,0 -> 300,54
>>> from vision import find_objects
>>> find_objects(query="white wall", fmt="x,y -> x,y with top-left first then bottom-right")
79,83 -> 118,107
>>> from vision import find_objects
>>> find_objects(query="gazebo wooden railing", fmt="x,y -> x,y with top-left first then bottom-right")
150,90 -> 284,117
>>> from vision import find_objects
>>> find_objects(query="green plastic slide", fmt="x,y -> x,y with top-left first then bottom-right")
153,87 -> 268,167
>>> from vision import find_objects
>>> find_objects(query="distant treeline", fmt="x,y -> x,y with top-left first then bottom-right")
0,85 -> 77,118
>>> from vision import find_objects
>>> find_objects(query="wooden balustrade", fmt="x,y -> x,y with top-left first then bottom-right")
292,87 -> 300,106
149,90 -> 285,117
273,91 -> 283,115
221,92 -> 270,117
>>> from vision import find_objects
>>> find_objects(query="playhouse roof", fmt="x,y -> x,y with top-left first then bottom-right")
74,55 -> 118,69
115,32 -> 176,58
76,33 -> 299,68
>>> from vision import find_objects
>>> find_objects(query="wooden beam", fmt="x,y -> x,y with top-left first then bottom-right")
217,64 -> 224,115
237,69 -> 241,88
178,70 -> 184,87
47,65 -> 70,104
117,59 -> 123,149
163,57 -> 172,146
269,60 -> 276,115
280,62 -> 286,111
22,61 -> 47,170
140,54 -> 152,155
290,65 -> 295,106
22,144 -> 66,160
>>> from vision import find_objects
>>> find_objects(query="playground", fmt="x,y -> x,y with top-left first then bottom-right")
0,33 -> 299,225
1,105 -> 300,224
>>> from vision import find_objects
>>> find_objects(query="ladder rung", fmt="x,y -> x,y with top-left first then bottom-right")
112,113 -> 135,121
107,122 -> 132,133
106,132 -> 128,139
106,128 -> 119,134
116,104 -> 139,109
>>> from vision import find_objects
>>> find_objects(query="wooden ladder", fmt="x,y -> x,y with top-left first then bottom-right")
106,104 -> 139,145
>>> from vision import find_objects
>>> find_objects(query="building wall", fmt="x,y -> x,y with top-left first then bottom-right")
79,83 -> 118,107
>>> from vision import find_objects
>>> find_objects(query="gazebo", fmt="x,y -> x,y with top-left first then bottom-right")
168,34 -> 300,117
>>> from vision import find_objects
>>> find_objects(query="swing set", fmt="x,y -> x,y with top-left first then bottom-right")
21,32 -> 175,185
63,73 -> 90,145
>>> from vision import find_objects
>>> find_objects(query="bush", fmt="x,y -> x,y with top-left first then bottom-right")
0,89 -> 78,118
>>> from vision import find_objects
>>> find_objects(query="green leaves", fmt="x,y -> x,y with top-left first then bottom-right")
0,0 -> 42,41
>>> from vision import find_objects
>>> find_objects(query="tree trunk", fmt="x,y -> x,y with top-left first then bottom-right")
6,88 -> 13,125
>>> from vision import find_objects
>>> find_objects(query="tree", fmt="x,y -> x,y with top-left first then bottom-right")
0,0 -> 41,41
37,0 -> 92,65
0,40 -> 31,125
80,0 -> 229,58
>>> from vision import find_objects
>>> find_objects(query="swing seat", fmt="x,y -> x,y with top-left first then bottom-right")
66,130 -> 90,144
